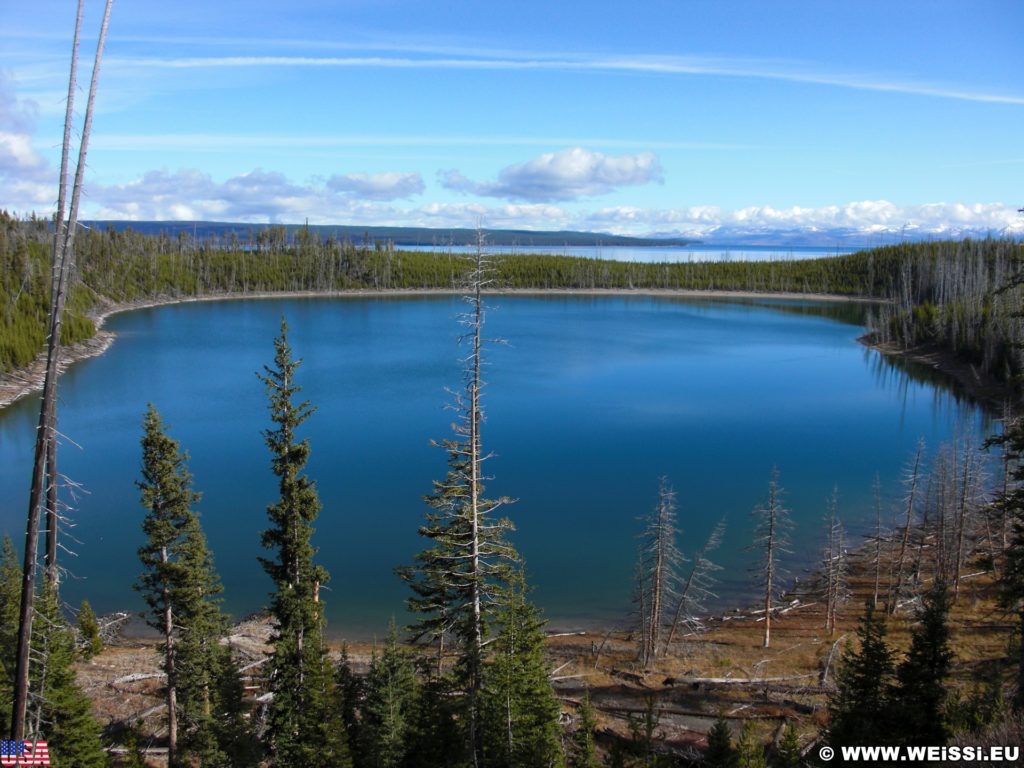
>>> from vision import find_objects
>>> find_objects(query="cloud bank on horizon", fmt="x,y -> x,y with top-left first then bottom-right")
1,1 -> 1022,243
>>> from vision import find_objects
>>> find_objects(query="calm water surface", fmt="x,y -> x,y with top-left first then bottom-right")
0,295 -> 986,636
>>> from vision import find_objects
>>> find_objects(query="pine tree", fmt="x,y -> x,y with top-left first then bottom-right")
399,242 -> 518,763
29,581 -> 106,767
136,405 -> 252,766
335,646 -> 364,762
567,693 -> 601,768
481,571 -> 564,768
174,515 -> 255,766
705,717 -> 738,768
0,535 -> 23,738
258,318 -> 351,767
136,403 -> 200,765
827,602 -> 896,748
774,723 -> 802,768
992,412 -> 1024,709
891,582 -> 954,746
76,600 -> 102,660
403,672 -> 463,768
735,722 -> 765,768
361,622 -> 418,768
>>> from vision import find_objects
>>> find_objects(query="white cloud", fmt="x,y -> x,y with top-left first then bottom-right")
86,168 -> 425,222
441,148 -> 663,202
326,171 -> 424,201
583,201 -> 1024,240
0,70 -> 53,207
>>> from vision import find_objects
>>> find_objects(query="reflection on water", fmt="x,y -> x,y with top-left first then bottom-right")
865,344 -> 1000,431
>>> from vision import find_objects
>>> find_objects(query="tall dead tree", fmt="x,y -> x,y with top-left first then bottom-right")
634,478 -> 684,665
44,0 -> 84,589
889,438 -> 924,614
665,517 -> 725,646
750,466 -> 791,648
822,487 -> 848,635
11,0 -> 113,742
400,231 -> 517,767
871,473 -> 885,609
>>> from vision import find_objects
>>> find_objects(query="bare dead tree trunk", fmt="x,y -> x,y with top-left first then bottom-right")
468,231 -> 485,768
872,474 -> 883,609
889,439 -> 923,614
11,0 -> 112,741
45,0 -> 85,589
953,437 -> 975,599
752,468 -> 790,649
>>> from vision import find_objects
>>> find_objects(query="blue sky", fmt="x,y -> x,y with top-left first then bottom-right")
2,0 -> 1022,240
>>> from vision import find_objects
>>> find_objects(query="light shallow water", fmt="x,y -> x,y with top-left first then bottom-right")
0,295 -> 987,637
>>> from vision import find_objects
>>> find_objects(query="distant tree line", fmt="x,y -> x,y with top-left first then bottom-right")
4,211 -> 1021,396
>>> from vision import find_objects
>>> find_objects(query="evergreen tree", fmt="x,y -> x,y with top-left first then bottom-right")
76,599 -> 102,660
136,405 -> 252,766
773,724 -> 802,768
398,244 -> 518,763
258,319 -> 351,767
136,404 -> 200,765
705,717 -> 738,768
0,535 -> 22,738
827,603 -> 896,748
567,694 -> 601,768
891,583 -> 954,745
174,514 -> 256,766
481,571 -> 564,767
361,622 -> 418,768
29,581 -> 107,767
403,672 -> 463,768
735,722 -> 765,768
335,646 -> 365,763
992,412 -> 1024,709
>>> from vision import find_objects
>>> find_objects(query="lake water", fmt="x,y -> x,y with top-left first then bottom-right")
0,295 -> 987,637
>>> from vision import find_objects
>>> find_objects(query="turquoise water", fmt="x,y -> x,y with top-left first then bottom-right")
0,295 -> 986,637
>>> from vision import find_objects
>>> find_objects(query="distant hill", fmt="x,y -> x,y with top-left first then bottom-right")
84,221 -> 697,248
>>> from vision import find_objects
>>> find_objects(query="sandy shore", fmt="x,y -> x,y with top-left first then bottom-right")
0,286 -> 876,411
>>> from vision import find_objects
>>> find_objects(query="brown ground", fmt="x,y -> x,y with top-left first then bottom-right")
81,541 -> 1015,765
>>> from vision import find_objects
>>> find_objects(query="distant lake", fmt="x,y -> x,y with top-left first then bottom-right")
0,295 -> 987,637
403,243 -> 860,263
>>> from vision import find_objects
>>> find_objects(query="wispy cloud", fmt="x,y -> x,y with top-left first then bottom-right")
107,52 -> 1024,106
86,133 -> 744,152
441,148 -> 663,203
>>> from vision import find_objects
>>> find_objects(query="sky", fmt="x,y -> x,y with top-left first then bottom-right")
1,0 -> 1022,242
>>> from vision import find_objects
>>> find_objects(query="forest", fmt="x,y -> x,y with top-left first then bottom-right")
3,212 -> 1022,400
2,209 -> 1024,764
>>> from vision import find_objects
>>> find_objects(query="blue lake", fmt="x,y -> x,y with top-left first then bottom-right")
0,295 -> 987,637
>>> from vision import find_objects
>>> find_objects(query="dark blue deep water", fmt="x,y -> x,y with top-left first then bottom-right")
0,295 -> 987,637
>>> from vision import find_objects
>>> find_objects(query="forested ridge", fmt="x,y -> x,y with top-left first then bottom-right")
4,211 -> 1021,395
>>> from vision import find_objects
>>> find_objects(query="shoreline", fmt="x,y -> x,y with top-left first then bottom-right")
0,286 -> 875,410
860,334 -> 1020,410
